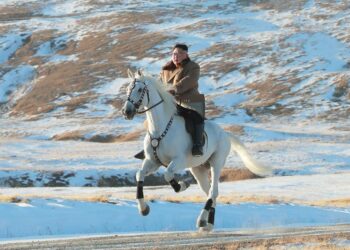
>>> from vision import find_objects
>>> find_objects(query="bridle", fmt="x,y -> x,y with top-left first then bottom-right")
126,78 -> 173,166
127,79 -> 164,114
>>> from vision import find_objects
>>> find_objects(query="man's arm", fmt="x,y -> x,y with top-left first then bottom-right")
174,63 -> 200,94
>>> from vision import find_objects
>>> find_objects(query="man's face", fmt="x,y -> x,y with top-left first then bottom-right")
172,48 -> 188,66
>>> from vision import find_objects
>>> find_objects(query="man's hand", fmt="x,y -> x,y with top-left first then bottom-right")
166,85 -> 176,95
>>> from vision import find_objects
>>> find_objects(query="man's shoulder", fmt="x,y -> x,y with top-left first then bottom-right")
185,60 -> 200,70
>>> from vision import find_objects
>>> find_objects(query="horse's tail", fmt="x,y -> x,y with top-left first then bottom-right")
228,132 -> 272,177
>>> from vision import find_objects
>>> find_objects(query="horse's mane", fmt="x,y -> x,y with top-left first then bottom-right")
140,73 -> 177,116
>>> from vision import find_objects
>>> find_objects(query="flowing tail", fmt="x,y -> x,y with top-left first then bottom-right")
228,133 -> 272,177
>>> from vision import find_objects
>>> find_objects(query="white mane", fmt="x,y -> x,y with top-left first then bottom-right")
139,73 -> 177,116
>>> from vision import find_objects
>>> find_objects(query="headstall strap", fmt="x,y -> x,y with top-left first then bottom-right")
127,79 -> 163,114
149,116 -> 174,166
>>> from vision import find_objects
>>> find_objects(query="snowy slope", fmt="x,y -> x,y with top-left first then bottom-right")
0,0 -> 349,241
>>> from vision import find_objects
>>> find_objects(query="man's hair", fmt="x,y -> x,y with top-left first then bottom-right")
173,43 -> 188,52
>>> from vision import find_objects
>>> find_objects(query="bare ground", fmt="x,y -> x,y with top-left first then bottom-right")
1,224 -> 349,250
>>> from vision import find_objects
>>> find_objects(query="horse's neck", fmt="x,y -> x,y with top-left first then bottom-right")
145,89 -> 172,137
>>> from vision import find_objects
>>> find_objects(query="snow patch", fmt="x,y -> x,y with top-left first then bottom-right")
0,65 -> 36,103
0,33 -> 31,64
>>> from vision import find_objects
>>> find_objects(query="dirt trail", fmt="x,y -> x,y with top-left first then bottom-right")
1,224 -> 349,249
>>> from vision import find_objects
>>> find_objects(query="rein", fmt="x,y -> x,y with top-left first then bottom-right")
137,99 -> 164,114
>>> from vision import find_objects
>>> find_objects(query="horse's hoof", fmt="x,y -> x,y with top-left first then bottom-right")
198,223 -> 213,233
179,181 -> 190,192
197,220 -> 207,228
140,204 -> 150,216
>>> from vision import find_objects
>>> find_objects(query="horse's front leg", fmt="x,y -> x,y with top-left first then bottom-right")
164,157 -> 190,193
136,159 -> 159,216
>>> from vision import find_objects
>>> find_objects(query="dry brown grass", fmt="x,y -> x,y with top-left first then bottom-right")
2,186 -> 349,209
2,2 -> 349,126
218,194 -> 284,205
245,76 -> 290,106
179,20 -> 229,34
11,29 -> 53,58
0,193 -> 110,204
219,168 -> 259,182
217,232 -> 350,250
0,195 -> 29,203
205,99 -> 224,119
86,129 -> 144,143
9,10 -> 172,116
113,129 -> 144,142
107,97 -> 125,111
319,1 -> 350,11
252,0 -> 308,11
242,75 -> 298,117
0,5 -> 37,21
223,125 -> 245,135
73,195 -> 110,203
143,193 -> 283,206
52,129 -> 143,142
52,130 -> 84,141
12,61 -> 95,115
198,43 -> 257,80
333,74 -> 349,98
312,198 -> 350,208
62,93 -> 96,112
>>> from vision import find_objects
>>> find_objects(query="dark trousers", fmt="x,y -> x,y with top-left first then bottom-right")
177,104 -> 204,154
176,105 -> 204,125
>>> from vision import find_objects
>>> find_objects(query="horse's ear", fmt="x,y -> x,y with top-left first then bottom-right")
136,69 -> 143,77
127,69 -> 134,79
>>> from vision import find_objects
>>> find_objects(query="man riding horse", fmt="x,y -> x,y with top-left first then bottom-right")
135,43 -> 205,159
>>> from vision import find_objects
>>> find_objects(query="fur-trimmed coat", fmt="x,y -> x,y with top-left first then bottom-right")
160,59 -> 205,117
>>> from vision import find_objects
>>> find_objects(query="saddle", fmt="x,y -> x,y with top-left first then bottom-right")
134,115 -> 205,161
143,114 -> 205,145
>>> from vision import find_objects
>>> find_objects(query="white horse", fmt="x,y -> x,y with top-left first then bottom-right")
122,70 -> 272,231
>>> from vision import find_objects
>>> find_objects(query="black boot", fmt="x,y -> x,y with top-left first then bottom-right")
134,150 -> 145,160
192,123 -> 204,156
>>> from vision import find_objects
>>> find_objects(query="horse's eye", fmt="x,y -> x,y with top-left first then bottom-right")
138,88 -> 142,93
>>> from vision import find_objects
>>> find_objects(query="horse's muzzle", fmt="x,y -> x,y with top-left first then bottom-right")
122,102 -> 136,120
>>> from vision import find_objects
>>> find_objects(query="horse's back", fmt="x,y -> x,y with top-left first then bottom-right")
204,120 -> 228,144
184,120 -> 229,168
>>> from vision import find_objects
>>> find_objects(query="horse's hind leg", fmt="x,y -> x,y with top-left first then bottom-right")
190,164 -> 210,196
197,150 -> 228,231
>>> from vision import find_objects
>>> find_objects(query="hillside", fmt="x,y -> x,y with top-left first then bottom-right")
0,0 -> 349,187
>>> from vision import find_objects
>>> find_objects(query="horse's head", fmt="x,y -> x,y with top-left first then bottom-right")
122,69 -> 149,120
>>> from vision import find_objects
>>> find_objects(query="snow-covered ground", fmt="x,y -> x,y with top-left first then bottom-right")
0,0 -> 349,243
1,197 -> 350,241
1,172 -> 350,240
